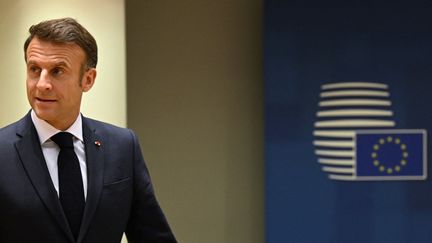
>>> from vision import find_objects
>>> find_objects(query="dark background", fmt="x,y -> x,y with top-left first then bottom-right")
265,2 -> 432,242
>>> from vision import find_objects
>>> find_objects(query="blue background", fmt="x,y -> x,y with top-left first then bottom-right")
265,2 -> 432,243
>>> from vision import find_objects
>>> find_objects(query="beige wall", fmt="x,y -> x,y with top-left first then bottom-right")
0,0 -> 126,128
0,2 -> 127,242
126,1 -> 264,243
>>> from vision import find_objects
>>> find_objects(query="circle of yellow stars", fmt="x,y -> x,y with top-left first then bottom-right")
371,136 -> 408,174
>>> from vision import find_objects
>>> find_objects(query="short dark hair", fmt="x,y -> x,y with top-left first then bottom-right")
24,17 -> 98,68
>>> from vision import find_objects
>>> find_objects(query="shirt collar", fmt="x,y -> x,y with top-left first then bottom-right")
31,110 -> 84,144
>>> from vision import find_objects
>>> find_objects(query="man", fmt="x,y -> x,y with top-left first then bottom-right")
0,18 -> 177,243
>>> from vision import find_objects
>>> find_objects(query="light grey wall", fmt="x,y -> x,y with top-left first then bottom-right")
126,1 -> 263,242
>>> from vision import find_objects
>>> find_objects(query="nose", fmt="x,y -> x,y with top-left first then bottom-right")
36,69 -> 53,91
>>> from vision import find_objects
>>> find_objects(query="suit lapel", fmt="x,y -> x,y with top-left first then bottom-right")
14,114 -> 75,242
77,117 -> 104,243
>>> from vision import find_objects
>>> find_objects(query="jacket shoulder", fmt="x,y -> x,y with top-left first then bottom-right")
83,117 -> 136,140
0,115 -> 30,137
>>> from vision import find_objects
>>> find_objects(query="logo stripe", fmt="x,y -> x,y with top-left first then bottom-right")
315,149 -> 355,157
315,119 -> 395,127
313,130 -> 355,138
313,140 -> 354,148
328,174 -> 356,180
318,158 -> 354,166
319,99 -> 391,107
317,109 -> 393,117
322,166 -> 355,174
321,82 -> 388,90
320,90 -> 390,98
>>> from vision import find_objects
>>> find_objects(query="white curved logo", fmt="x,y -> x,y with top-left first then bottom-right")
313,82 -> 427,181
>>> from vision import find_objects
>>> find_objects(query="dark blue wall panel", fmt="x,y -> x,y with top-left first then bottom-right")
265,3 -> 432,243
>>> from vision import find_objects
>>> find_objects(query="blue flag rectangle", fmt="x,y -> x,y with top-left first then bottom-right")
355,129 -> 427,180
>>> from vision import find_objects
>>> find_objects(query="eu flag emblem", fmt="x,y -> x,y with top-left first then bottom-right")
355,130 -> 427,180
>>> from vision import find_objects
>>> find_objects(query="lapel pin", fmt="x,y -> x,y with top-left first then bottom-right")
94,140 -> 101,147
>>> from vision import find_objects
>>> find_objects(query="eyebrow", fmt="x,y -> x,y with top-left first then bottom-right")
27,60 -> 69,67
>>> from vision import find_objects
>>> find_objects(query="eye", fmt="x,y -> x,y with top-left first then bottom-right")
28,65 -> 41,74
52,67 -> 64,76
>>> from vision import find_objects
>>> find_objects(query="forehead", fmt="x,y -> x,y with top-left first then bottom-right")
26,37 -> 85,66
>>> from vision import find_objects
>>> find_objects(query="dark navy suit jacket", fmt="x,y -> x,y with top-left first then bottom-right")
0,113 -> 176,243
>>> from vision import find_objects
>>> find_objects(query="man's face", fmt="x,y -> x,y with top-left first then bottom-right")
26,37 -> 96,130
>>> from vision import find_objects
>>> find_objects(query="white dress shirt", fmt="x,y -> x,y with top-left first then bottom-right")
31,110 -> 88,200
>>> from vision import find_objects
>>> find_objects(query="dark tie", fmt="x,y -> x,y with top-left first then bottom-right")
51,132 -> 85,239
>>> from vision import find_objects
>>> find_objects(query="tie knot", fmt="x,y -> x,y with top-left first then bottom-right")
51,132 -> 74,148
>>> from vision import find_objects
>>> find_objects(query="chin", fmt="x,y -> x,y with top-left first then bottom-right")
33,109 -> 53,121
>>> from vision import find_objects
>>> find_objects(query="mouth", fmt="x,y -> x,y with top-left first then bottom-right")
36,97 -> 57,103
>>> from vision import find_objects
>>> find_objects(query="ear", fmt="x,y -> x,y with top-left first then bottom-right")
81,68 -> 97,92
